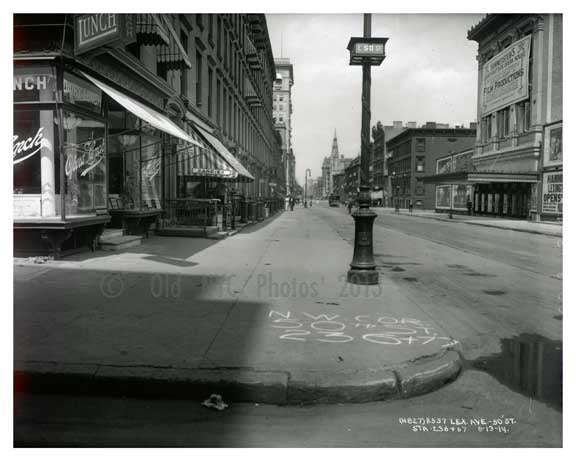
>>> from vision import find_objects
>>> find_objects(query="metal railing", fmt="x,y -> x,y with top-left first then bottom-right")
162,199 -> 220,228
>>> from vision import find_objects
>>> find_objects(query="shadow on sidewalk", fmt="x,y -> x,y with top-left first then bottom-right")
61,236 -> 219,263
237,211 -> 285,234
14,262 -> 274,447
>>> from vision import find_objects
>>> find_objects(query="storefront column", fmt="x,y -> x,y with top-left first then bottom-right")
40,110 -> 56,217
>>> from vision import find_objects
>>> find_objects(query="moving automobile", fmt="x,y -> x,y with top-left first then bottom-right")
328,194 -> 340,207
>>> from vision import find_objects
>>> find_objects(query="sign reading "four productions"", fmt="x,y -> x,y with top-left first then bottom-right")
75,14 -> 135,55
480,35 -> 532,116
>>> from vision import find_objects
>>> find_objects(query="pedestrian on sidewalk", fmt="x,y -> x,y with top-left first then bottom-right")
467,195 -> 473,216
290,197 -> 295,211
408,200 -> 414,213
348,200 -> 353,214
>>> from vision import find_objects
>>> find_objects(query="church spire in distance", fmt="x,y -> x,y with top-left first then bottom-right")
331,129 -> 339,157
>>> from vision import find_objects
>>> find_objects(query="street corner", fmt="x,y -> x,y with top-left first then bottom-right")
286,368 -> 398,405
394,350 -> 463,398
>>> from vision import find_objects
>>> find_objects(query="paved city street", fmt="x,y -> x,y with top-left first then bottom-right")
11,11 -> 564,450
14,203 -> 562,447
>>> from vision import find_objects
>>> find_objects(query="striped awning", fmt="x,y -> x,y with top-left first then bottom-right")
176,127 -> 238,180
195,127 -> 255,183
156,16 -> 192,71
136,14 -> 170,46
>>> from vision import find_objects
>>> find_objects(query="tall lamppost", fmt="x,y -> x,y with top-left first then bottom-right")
304,168 -> 311,208
346,15 -> 388,285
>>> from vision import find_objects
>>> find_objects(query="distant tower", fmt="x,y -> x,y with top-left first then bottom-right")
331,129 -> 339,157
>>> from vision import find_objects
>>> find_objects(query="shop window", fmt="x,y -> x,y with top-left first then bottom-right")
62,111 -> 106,215
108,103 -> 162,211
13,109 -> 56,195
140,127 -> 163,209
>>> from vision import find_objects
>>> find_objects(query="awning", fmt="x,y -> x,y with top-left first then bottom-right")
157,16 -> 192,71
423,171 -> 538,185
176,128 -> 238,180
195,127 -> 255,182
135,13 -> 170,46
79,71 -> 203,148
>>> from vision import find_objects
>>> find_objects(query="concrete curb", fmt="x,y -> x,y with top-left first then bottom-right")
14,350 -> 462,405
378,211 -> 562,237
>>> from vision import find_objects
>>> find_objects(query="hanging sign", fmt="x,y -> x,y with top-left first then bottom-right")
75,14 -> 136,55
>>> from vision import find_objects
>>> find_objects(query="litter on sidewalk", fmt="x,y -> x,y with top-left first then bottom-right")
202,394 -> 228,411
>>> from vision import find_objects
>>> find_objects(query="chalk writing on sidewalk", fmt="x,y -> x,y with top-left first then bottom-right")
268,310 -> 459,348
398,416 -> 517,434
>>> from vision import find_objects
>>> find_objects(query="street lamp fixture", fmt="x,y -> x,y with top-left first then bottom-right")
346,14 -> 388,286
304,168 -> 311,208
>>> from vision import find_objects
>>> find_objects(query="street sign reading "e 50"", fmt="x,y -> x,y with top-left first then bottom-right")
354,43 -> 385,55
347,37 -> 388,65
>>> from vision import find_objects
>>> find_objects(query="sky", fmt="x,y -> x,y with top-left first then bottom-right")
265,13 -> 485,185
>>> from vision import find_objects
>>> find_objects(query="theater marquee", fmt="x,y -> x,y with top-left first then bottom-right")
480,35 -> 532,116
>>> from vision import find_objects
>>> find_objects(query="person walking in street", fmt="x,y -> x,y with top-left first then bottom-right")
290,196 -> 295,211
348,200 -> 353,214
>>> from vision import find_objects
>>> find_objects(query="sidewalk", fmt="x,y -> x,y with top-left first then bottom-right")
373,208 -> 562,237
14,209 -> 461,405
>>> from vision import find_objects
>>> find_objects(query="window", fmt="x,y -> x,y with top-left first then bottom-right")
196,51 -> 202,107
180,30 -> 189,97
216,79 -> 221,125
228,94 -> 232,137
517,101 -> 531,133
14,109 -> 56,195
416,156 -> 425,173
416,137 -> 426,152
196,14 -> 203,30
208,14 -> 214,43
108,108 -> 161,212
63,111 -> 106,214
497,107 -> 510,138
217,16 -> 222,58
416,179 -> 425,195
481,115 -> 492,143
207,67 -> 213,117
279,95 -> 284,101
223,88 -> 227,134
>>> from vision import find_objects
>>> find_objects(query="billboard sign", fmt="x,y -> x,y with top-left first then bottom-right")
542,171 -> 562,215
480,35 -> 531,116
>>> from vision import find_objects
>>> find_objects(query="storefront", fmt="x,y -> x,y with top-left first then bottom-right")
14,60 -> 112,257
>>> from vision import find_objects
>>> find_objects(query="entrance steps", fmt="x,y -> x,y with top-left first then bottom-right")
99,229 -> 143,251
156,226 -> 220,238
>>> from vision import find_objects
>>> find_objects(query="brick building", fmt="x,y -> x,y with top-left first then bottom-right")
387,125 -> 476,210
